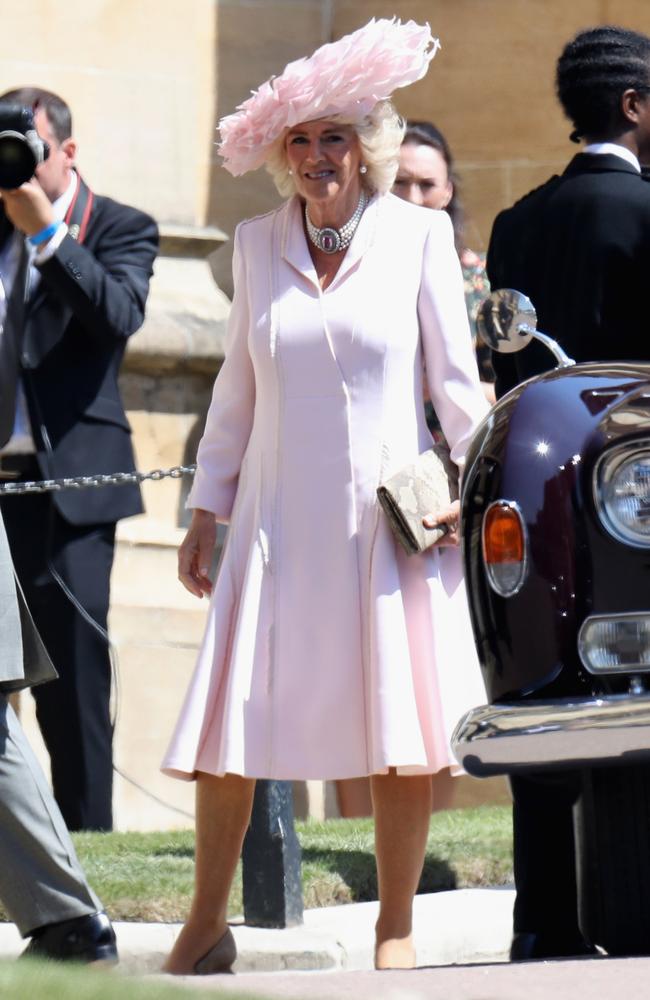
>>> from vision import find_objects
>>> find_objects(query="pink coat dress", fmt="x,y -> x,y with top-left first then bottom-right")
162,192 -> 489,782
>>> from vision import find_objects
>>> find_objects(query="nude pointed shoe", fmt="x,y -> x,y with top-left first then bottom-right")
193,926 -> 237,975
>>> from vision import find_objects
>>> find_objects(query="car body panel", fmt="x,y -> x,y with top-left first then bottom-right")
461,363 -> 650,705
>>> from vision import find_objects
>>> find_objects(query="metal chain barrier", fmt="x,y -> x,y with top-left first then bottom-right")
0,464 -> 197,495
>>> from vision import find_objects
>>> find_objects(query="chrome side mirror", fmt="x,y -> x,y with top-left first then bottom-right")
477,289 -> 576,368
476,289 -> 537,354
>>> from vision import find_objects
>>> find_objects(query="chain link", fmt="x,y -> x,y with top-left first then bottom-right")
0,464 -> 197,495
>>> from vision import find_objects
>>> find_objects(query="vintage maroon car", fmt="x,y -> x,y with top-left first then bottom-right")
452,289 -> 650,955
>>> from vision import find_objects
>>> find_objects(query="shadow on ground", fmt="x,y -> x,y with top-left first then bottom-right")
301,847 -> 456,903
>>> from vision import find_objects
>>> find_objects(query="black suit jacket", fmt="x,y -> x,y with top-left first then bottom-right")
486,153 -> 650,398
5,186 -> 158,525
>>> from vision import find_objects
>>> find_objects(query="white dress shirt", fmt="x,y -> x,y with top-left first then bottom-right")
583,141 -> 641,173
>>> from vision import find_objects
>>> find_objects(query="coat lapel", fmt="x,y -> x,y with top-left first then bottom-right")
24,295 -> 74,367
23,192 -> 98,366
0,241 -> 29,443
326,193 -> 378,291
280,192 -> 379,291
280,197 -> 318,287
277,192 -> 380,391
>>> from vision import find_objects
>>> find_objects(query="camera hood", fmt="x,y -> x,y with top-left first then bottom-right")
0,105 -> 50,189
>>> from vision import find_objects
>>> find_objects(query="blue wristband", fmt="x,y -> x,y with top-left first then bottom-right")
27,220 -> 61,246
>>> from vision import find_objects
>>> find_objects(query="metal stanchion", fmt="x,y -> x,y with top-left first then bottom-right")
242,779 -> 304,928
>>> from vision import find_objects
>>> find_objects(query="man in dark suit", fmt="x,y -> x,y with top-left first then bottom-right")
486,25 -> 650,961
0,87 -> 158,831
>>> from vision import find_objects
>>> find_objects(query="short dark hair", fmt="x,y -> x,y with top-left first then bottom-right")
556,26 -> 650,143
402,120 -> 464,252
0,87 -> 72,144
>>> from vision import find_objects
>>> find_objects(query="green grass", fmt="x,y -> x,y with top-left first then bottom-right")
1,807 -> 512,924
0,961 -> 263,1000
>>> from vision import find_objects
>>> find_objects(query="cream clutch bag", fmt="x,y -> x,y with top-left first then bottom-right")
377,443 -> 459,555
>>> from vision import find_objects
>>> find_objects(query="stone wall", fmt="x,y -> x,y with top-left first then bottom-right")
209,0 -> 650,277
0,0 -> 218,224
3,1 -> 650,241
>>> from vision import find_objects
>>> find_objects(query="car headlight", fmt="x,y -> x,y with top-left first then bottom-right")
596,444 -> 650,547
579,613 -> 650,673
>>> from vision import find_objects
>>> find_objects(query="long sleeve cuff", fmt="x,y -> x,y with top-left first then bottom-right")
33,222 -> 69,264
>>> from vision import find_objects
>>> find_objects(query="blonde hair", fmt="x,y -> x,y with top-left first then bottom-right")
265,99 -> 405,199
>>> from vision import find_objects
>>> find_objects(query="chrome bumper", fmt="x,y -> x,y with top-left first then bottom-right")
451,693 -> 650,777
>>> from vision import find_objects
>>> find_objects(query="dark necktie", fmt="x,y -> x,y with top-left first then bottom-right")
0,240 -> 29,449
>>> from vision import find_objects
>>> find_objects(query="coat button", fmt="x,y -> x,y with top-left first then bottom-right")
66,260 -> 82,279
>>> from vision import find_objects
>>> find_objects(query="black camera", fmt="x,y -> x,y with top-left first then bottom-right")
0,106 -> 49,189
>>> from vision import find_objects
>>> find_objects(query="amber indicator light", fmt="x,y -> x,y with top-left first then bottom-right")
482,503 -> 525,564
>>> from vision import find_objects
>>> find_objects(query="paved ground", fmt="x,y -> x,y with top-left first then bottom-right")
4,888 -> 650,998
153,957 -> 650,999
0,888 -> 513,974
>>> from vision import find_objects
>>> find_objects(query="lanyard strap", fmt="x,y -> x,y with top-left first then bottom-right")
64,174 -> 94,244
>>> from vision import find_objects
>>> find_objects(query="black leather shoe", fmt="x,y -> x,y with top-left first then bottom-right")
21,911 -> 118,965
510,931 -> 597,961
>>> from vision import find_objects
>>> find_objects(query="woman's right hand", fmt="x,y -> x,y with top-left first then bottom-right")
178,508 -> 217,598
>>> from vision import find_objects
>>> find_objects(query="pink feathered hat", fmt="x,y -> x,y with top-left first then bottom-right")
217,17 -> 440,176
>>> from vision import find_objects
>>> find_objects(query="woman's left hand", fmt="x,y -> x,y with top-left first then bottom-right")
423,499 -> 461,548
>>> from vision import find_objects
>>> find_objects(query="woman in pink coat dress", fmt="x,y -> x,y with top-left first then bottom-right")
162,18 -> 489,976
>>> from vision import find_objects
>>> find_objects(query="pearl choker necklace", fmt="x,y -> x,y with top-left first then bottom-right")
305,192 -> 368,254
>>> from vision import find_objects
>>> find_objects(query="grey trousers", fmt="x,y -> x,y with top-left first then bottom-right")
0,695 -> 100,936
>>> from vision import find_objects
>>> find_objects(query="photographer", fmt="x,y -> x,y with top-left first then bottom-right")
0,87 -> 158,831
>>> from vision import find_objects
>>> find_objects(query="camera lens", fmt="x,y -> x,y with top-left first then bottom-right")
0,135 -> 37,189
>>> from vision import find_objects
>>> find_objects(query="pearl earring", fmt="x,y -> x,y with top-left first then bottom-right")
288,169 -> 293,175
360,164 -> 367,175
